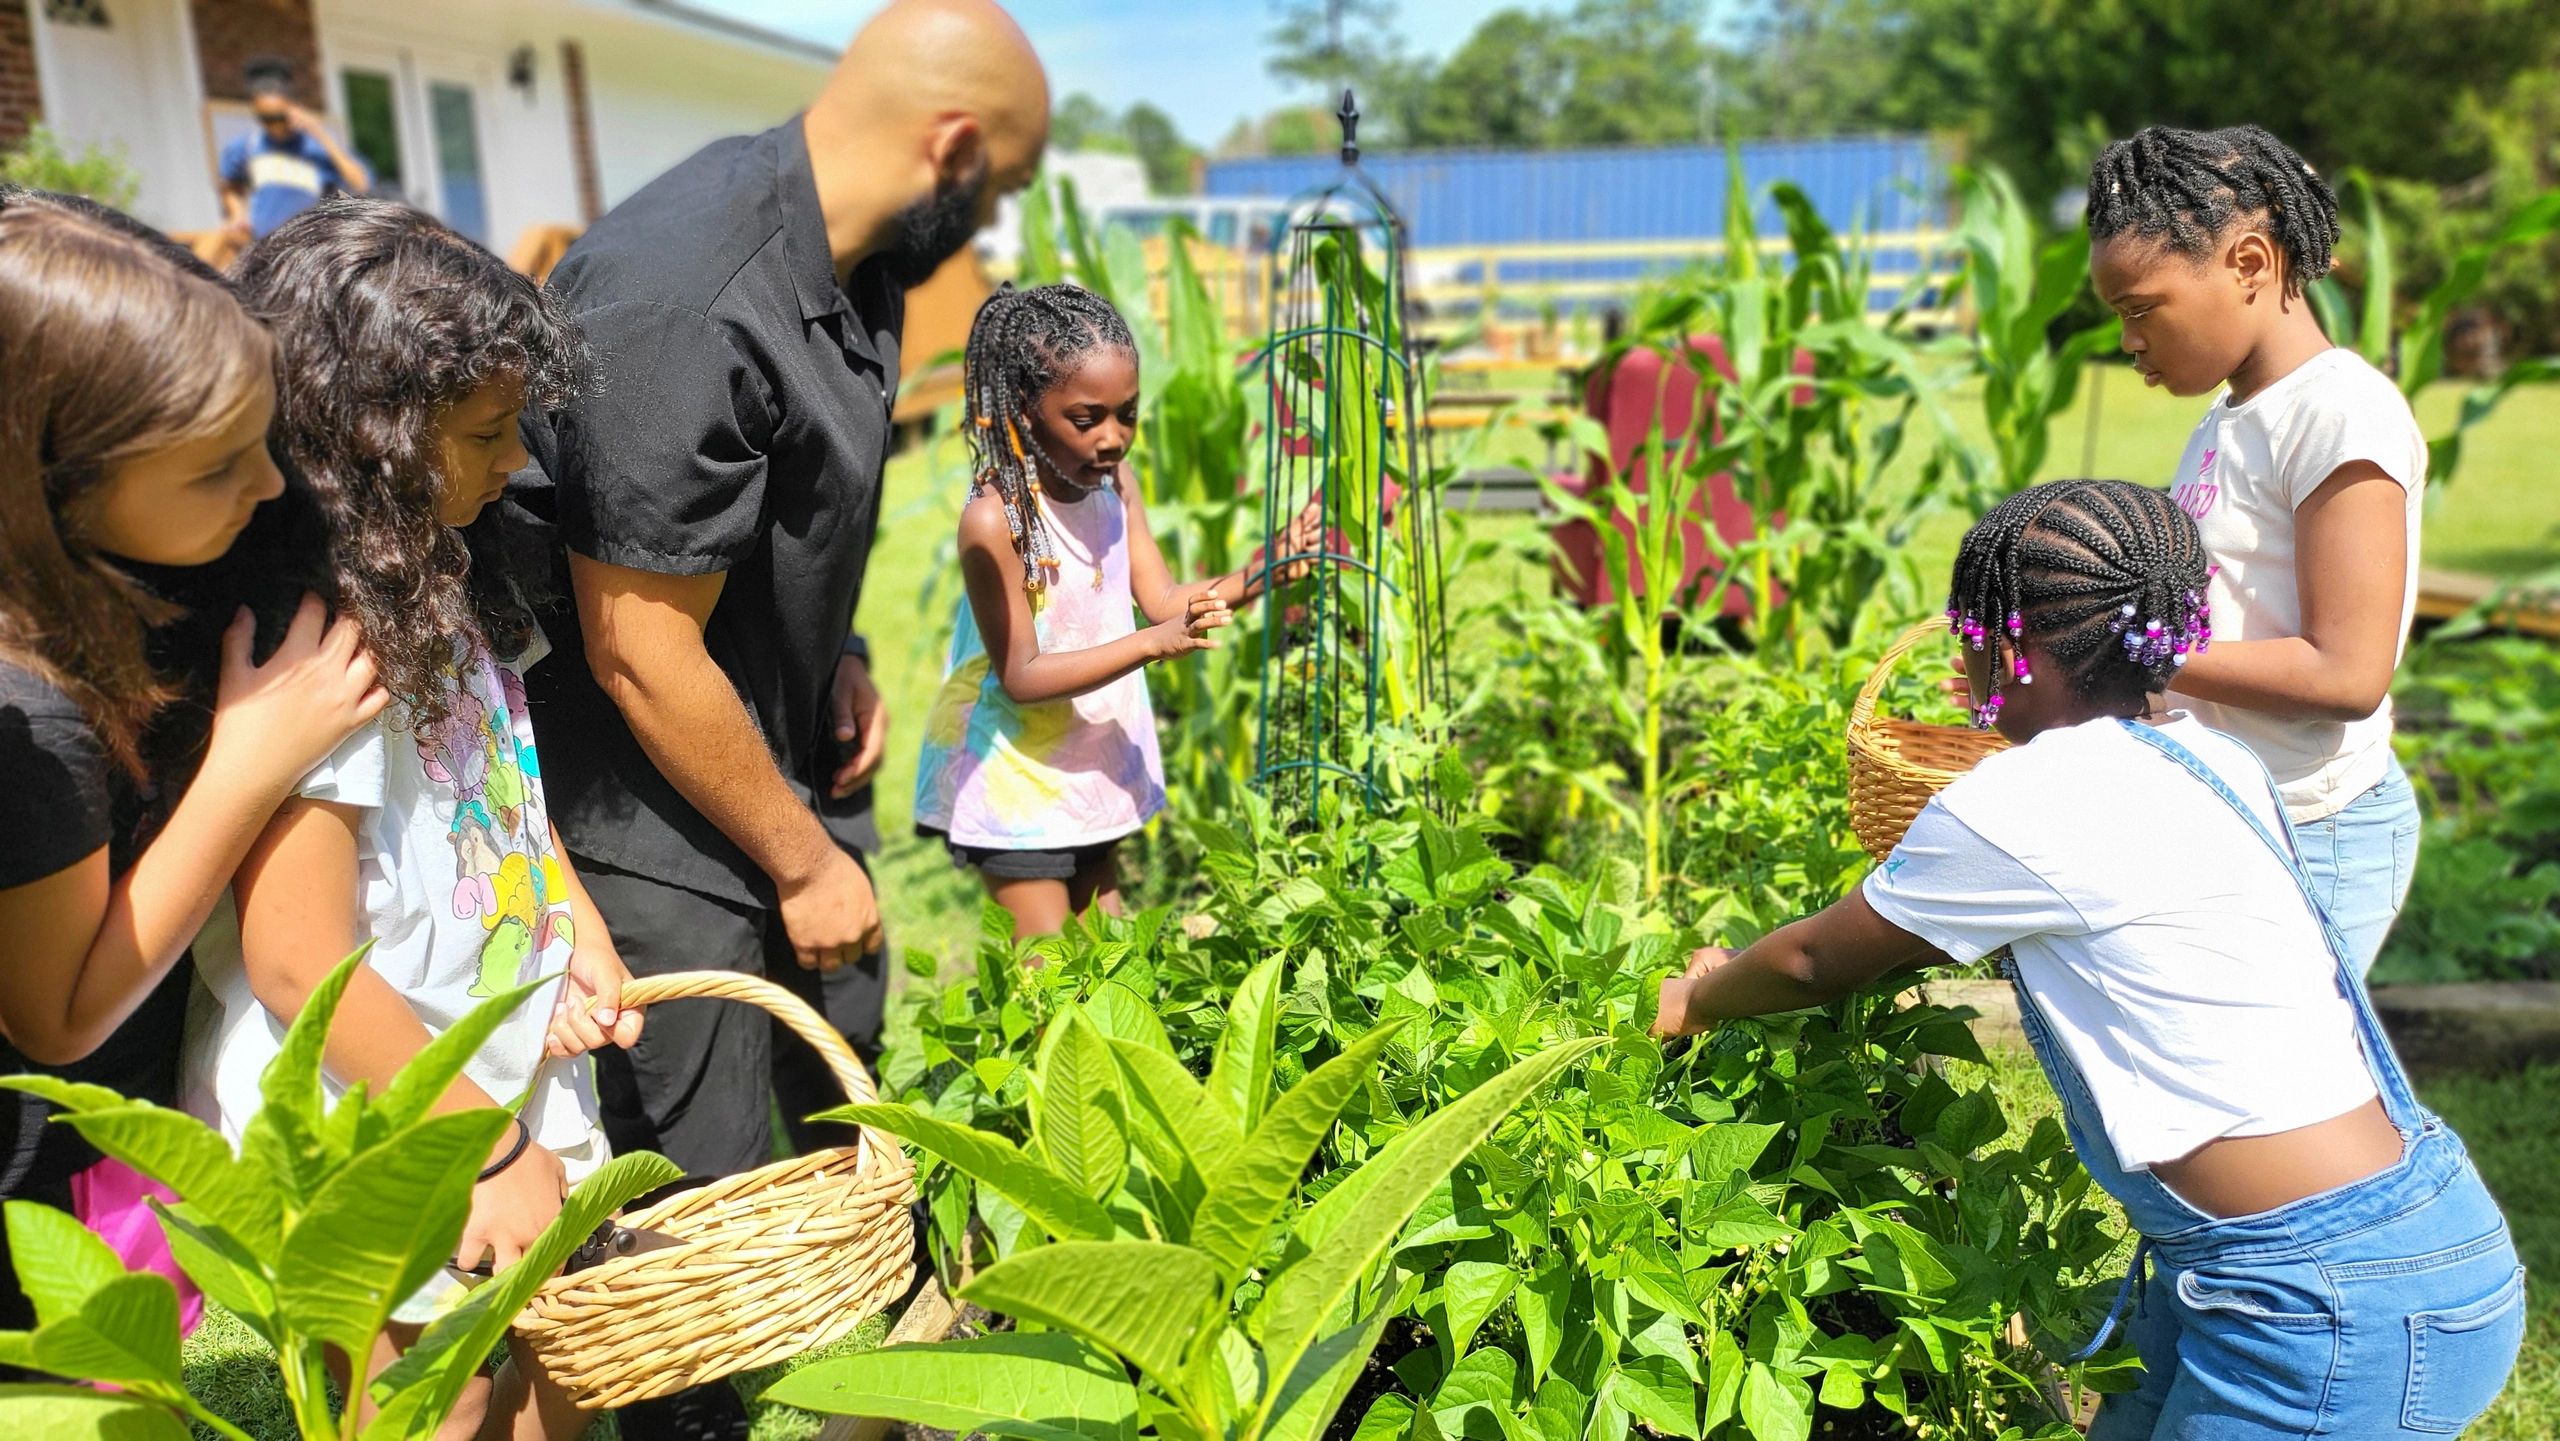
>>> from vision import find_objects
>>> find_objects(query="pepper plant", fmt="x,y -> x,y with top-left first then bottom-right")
0,951 -> 678,1440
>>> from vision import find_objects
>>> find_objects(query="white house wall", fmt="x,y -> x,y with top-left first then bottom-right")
574,15 -> 823,210
312,0 -> 823,254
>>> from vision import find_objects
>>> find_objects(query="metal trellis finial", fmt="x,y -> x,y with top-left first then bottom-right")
1338,89 -> 1360,167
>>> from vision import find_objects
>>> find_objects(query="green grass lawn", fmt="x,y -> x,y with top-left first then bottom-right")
1969,1049 -> 2560,1440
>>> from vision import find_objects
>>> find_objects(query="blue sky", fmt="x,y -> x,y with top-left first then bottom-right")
693,1 -> 1581,146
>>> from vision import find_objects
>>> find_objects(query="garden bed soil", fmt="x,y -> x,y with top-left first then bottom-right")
1923,978 -> 2560,1076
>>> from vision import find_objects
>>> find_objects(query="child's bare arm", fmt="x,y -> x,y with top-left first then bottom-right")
236,800 -> 566,1269
961,491 -> 1226,704
1121,476 -> 1324,622
1653,890 -> 1946,1036
2171,462 -> 2408,722
234,799 -> 503,1115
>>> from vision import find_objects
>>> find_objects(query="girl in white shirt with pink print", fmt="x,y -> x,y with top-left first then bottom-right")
2084,124 -> 2428,976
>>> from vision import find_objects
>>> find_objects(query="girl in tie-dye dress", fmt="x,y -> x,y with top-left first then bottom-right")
915,285 -> 1319,939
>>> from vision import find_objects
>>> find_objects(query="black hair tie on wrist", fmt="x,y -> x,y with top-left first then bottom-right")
478,1116 -> 531,1183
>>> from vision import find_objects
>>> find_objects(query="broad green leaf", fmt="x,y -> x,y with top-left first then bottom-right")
273,1109 -> 503,1356
1206,955 -> 1284,1135
1739,1361 -> 1812,1441
1191,1020 -> 1405,1286
1084,982 -> 1173,1056
758,1333 -> 1137,1441
29,1272 -> 181,1389
3,1202 -> 123,1324
1259,1282 -> 1411,1441
263,947 -> 369,1133
1033,1009 -> 1127,1205
152,1206 -> 274,1339
1431,1348 -> 1517,1440
1819,1363 -> 1864,1409
1687,1121 -> 1782,1187
822,1103 -> 1111,1241
1259,1039 -> 1603,1425
959,1241 -> 1221,1390
371,976 -> 552,1136
0,1385 -> 189,1440
1435,1261 -> 1514,1359
363,1150 -> 683,1438
1110,1040 -> 1237,1172
0,1081 -> 277,1246
1515,1256 -> 1573,1386
1607,1357 -> 1698,1439
1348,1394 -> 1416,1441
1701,1330 -> 1744,1433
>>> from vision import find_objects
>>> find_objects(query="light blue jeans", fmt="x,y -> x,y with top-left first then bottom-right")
2089,1124 -> 2526,1440
2292,756 -> 2421,978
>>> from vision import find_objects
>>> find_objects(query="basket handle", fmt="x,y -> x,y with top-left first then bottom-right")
1852,620 -> 1956,730
616,971 -> 879,1109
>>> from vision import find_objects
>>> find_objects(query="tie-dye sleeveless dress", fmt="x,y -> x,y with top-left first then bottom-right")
914,481 -> 1168,851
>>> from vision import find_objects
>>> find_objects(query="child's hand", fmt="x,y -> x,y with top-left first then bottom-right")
1269,496 -> 1327,587
209,595 -> 389,790
1651,946 -> 1730,1039
1146,593 -> 1231,659
456,1132 -> 566,1276
547,934 -> 644,1058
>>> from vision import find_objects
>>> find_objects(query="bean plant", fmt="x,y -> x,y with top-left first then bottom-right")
873,758 -> 2130,1440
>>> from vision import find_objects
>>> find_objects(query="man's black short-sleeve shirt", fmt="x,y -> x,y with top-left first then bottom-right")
511,117 -> 899,906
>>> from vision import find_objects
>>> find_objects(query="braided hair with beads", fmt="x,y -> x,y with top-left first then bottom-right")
1948,479 -> 2214,729
962,282 -> 1139,597
2086,125 -> 2340,297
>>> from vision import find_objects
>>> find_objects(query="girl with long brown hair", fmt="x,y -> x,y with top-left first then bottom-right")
0,190 -> 385,1342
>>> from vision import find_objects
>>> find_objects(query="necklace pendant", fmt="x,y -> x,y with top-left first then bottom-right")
1091,565 -> 1105,591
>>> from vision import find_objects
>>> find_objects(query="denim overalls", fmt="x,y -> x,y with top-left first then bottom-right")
2007,721 -> 2526,1438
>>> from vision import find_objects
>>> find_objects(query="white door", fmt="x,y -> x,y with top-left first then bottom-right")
328,45 -> 497,245
29,0 -> 216,231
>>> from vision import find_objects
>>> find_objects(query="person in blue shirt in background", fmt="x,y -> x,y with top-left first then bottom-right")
218,65 -> 370,246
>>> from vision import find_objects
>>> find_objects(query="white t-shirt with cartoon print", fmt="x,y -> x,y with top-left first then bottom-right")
187,635 -> 602,1157
2164,347 -> 2427,821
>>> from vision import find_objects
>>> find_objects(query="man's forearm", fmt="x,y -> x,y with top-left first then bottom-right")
602,641 -> 834,887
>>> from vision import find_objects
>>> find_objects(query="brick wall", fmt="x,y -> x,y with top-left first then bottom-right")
189,0 -> 323,108
560,39 -> 602,223
0,0 -> 39,151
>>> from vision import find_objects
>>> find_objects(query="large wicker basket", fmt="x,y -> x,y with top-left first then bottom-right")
513,971 -> 917,1410
1847,621 -> 2009,862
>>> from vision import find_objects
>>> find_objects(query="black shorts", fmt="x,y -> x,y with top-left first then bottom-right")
920,827 -> 1122,882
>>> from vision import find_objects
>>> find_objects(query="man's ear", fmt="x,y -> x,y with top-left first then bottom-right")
2227,228 -> 2279,298
924,114 -> 986,188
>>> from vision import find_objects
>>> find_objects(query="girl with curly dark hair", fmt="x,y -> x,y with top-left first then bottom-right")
186,198 -> 635,1439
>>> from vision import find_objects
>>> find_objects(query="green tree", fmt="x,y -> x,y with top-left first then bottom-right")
1412,9 -> 1562,148
1550,0 -> 1711,146
1124,102 -> 1198,195
1052,92 -> 1128,153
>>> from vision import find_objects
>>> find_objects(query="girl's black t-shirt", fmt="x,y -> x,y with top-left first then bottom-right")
0,658 -> 196,1208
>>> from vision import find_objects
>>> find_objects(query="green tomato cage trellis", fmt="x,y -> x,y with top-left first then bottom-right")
1248,91 -> 1452,825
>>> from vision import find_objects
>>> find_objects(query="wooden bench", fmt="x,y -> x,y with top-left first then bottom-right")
2413,568 -> 2560,640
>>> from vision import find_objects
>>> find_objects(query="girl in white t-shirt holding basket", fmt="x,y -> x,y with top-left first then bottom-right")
2083,124 -> 2428,975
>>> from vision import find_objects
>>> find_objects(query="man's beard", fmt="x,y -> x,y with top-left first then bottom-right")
878,161 -> 989,288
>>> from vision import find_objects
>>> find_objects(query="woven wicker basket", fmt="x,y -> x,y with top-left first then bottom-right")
1847,620 -> 2010,862
513,971 -> 917,1410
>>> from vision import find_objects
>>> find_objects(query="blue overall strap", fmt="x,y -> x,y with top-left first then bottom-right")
2113,718 -> 2425,1128
2066,1236 -> 2152,1362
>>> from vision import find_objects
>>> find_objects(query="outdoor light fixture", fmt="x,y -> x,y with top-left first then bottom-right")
508,45 -> 537,98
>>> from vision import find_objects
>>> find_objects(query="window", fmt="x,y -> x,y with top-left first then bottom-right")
428,82 -> 486,243
341,69 -> 403,194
